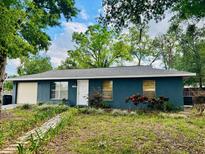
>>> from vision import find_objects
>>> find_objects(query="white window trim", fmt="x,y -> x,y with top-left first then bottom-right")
50,82 -> 68,100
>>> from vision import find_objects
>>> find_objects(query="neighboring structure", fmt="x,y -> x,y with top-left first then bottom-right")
8,66 -> 195,109
184,88 -> 205,105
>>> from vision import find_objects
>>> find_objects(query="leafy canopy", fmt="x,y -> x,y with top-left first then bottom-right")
58,24 -> 131,69
173,25 -> 205,87
123,26 -> 160,66
17,55 -> 53,76
0,0 -> 78,58
102,0 -> 205,29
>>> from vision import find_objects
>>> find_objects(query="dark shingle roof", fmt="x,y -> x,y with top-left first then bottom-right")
8,66 -> 195,81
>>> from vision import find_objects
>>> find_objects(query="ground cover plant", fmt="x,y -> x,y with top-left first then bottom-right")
0,104 -> 68,149
39,108 -> 205,154
16,108 -> 78,154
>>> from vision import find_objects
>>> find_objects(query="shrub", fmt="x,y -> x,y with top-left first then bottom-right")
163,101 -> 176,112
101,101 -> 111,108
38,102 -> 44,106
59,98 -> 68,106
126,94 -> 175,111
21,104 -> 32,110
88,89 -> 103,108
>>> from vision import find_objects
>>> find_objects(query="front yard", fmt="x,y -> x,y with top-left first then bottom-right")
0,105 -> 68,149
40,108 -> 205,154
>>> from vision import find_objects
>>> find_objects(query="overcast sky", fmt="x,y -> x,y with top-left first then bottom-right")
6,0 -> 172,75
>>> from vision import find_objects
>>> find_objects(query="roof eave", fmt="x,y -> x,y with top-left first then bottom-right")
7,73 -> 196,81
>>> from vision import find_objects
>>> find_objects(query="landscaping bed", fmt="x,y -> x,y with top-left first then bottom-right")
0,105 -> 68,149
40,108 -> 205,154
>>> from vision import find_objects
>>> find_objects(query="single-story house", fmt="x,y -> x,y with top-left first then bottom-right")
8,66 -> 195,109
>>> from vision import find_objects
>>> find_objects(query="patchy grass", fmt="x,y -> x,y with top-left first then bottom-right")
40,109 -> 205,154
0,105 -> 68,149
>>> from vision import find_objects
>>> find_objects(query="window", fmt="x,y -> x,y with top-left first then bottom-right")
143,80 -> 155,98
50,82 -> 68,100
102,80 -> 113,101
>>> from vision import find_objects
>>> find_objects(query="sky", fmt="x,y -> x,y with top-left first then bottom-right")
6,0 -> 172,75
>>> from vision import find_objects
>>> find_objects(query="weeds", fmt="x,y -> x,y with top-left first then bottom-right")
0,105 -> 69,149
16,108 -> 78,153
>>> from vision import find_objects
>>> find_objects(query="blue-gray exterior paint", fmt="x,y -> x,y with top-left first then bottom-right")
14,77 -> 183,109
37,80 -> 77,105
12,82 -> 17,104
89,77 -> 183,109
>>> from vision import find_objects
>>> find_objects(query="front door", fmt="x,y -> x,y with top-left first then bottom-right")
77,80 -> 89,106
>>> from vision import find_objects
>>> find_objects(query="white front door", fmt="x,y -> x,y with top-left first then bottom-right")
77,80 -> 89,106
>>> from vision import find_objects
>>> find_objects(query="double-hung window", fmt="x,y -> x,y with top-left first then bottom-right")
102,80 -> 113,101
143,80 -> 156,98
50,82 -> 68,100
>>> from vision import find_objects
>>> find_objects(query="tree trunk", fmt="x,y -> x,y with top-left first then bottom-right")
199,76 -> 203,89
0,54 -> 7,116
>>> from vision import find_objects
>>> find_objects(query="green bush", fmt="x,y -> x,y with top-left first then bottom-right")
88,90 -> 103,108
21,104 -> 32,110
38,102 -> 44,106
163,101 -> 175,112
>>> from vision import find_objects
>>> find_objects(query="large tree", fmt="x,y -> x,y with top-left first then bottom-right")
58,24 -> 131,69
17,55 -> 52,76
102,0 -> 205,29
153,32 -> 179,70
0,0 -> 77,109
123,26 -> 160,66
173,24 -> 205,88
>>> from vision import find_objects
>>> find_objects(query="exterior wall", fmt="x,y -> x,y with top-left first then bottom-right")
37,80 -> 77,106
89,77 -> 183,109
12,82 -> 17,104
14,77 -> 183,109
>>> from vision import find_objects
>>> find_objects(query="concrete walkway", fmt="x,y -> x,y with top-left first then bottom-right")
1,104 -> 17,110
0,114 -> 61,154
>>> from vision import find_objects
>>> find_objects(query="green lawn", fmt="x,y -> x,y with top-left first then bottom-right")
40,109 -> 205,154
0,105 -> 68,149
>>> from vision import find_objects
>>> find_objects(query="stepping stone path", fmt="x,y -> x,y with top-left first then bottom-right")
0,115 -> 61,154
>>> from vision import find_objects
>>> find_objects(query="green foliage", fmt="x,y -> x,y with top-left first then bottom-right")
153,32 -> 178,70
0,0 -> 77,57
0,0 -> 78,96
172,25 -> 205,87
163,102 -> 175,112
40,112 -> 205,153
0,105 -> 68,148
17,55 -> 52,76
17,143 -> 26,154
38,108 -> 78,150
102,0 -> 205,29
88,89 -> 107,108
20,104 -> 33,110
58,24 -> 131,69
122,26 -> 160,66
3,80 -> 13,91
